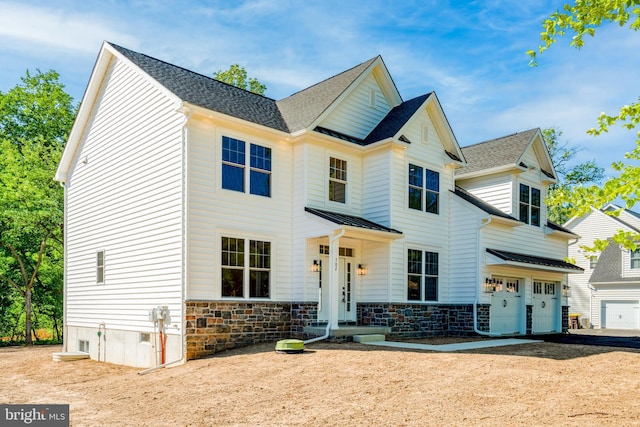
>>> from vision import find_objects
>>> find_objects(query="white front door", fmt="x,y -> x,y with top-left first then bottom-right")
338,259 -> 355,321
532,281 -> 559,333
489,277 -> 523,335
318,256 -> 355,322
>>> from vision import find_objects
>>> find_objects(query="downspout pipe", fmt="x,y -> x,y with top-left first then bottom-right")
473,216 -> 500,337
304,228 -> 346,345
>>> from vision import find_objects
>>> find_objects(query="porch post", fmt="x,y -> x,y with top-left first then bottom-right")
328,229 -> 344,330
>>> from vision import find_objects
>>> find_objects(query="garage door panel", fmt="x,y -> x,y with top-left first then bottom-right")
602,301 -> 640,330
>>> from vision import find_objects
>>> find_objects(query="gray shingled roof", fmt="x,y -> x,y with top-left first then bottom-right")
109,43 -> 290,132
305,207 -> 402,234
456,128 -> 539,176
109,42 -> 377,135
487,248 -> 583,271
363,94 -> 431,144
277,57 -> 378,133
590,239 -> 640,283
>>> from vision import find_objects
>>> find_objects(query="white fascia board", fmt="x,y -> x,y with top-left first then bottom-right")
183,102 -> 292,140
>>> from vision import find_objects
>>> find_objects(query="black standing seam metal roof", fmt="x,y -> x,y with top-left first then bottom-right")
486,248 -> 583,271
305,207 -> 402,234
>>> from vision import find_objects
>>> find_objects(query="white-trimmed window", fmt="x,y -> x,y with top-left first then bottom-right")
221,236 -> 271,298
96,250 -> 105,284
408,164 -> 439,214
407,249 -> 438,301
329,157 -> 347,203
222,136 -> 271,197
519,184 -> 540,226
631,249 -> 640,269
589,255 -> 598,269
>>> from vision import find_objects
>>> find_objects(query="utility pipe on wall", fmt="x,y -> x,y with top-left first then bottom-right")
473,216 -> 500,337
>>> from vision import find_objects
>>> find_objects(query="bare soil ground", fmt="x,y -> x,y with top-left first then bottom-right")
2,339 -> 640,426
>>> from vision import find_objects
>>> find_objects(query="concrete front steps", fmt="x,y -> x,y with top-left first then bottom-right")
353,334 -> 386,343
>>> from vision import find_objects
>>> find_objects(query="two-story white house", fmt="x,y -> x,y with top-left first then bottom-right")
55,42 -> 581,367
565,204 -> 640,329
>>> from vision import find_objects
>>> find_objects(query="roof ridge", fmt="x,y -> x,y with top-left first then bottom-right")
107,42 -> 278,101
461,127 -> 539,149
280,55 -> 379,101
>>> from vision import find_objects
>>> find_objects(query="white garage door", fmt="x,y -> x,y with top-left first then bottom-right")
601,301 -> 640,329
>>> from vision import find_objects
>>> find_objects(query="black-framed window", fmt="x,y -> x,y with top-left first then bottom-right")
222,237 -> 271,298
407,249 -> 438,301
408,164 -> 439,214
222,136 -> 271,197
519,184 -> 540,226
329,157 -> 347,203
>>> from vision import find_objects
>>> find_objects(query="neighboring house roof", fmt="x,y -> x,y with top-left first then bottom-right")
277,57 -> 379,133
589,239 -> 640,284
564,204 -> 640,233
110,43 -> 291,132
304,207 -> 402,234
455,128 -> 555,180
487,248 -> 583,272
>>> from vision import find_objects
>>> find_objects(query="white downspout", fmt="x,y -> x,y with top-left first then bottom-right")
60,181 -> 68,352
304,228 -> 346,344
473,216 -> 500,336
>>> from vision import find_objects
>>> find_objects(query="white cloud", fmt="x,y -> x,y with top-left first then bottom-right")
0,2 -> 138,54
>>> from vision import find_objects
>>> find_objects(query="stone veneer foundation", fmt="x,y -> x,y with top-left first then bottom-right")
185,301 -> 292,360
185,301 -> 569,360
357,303 -> 486,338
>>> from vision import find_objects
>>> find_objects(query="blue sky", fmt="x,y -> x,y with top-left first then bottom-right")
1,0 -> 639,177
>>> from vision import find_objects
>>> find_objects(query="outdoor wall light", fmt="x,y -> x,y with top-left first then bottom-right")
312,260 -> 321,273
357,264 -> 367,276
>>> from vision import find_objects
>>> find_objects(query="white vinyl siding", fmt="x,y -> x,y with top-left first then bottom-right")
320,74 -> 392,140
64,57 -> 184,332
186,121 -> 293,301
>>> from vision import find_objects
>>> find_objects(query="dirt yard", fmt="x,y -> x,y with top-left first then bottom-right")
1,339 -> 640,426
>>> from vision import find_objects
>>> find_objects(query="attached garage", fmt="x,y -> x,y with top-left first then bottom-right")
601,300 -> 640,330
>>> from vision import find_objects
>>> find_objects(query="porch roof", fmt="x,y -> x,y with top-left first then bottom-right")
304,207 -> 402,235
486,248 -> 583,273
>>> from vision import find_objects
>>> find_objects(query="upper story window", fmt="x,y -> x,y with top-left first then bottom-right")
96,250 -> 105,284
589,255 -> 598,269
221,236 -> 271,298
329,157 -> 347,203
222,136 -> 271,197
407,249 -> 438,301
631,249 -> 640,269
519,184 -> 540,226
408,164 -> 439,214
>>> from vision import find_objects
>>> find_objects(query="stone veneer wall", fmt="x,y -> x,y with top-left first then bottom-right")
561,305 -> 569,333
358,303 -> 485,338
185,301 -> 291,360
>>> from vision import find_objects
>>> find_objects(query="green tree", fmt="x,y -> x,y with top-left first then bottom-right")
543,127 -> 605,224
0,70 -> 75,344
529,1 -> 640,248
213,64 -> 267,95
